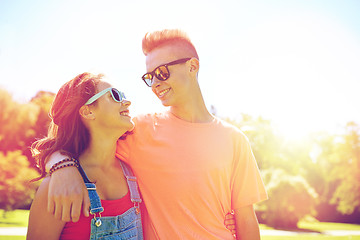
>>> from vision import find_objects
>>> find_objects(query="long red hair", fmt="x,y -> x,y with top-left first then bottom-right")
31,72 -> 103,181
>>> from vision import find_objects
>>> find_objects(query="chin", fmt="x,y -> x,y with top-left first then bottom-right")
160,99 -> 172,107
117,119 -> 134,132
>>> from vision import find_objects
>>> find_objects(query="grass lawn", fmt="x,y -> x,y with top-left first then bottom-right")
0,210 -> 29,228
1,209 -> 360,240
298,221 -> 360,231
0,210 -> 28,240
0,237 -> 25,240
259,220 -> 360,240
259,220 -> 360,231
262,237 -> 360,240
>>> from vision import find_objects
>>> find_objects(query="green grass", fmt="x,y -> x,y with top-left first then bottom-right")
298,221 -> 360,231
0,210 -> 28,240
0,209 -> 360,240
0,237 -> 25,240
262,237 -> 360,240
259,220 -> 360,239
0,210 -> 29,227
259,221 -> 360,232
259,220 -> 360,240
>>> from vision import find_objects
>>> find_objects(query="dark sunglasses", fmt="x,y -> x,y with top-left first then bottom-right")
142,58 -> 191,87
85,87 -> 126,105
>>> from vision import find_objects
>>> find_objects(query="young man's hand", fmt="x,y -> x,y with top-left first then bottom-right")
48,166 -> 90,222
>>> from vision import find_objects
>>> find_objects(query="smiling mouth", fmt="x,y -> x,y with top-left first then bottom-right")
158,88 -> 170,98
120,111 -> 130,117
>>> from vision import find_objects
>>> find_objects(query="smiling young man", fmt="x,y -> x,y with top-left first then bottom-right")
46,29 -> 267,239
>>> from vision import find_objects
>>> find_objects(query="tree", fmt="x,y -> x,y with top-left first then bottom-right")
0,88 -> 54,166
308,123 -> 360,223
258,168 -> 318,228
330,122 -> 360,215
0,88 -> 39,153
0,151 -> 39,211
0,89 -> 53,212
26,91 -> 55,166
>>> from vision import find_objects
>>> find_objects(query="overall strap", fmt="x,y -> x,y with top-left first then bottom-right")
77,164 -> 104,214
120,161 -> 142,204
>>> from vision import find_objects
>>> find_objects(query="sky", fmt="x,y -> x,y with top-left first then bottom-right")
1,0 -> 359,139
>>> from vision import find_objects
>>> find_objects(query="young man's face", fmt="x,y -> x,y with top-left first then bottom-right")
145,45 -> 192,107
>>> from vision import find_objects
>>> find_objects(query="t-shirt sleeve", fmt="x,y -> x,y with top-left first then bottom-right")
115,115 -> 148,165
231,133 -> 268,209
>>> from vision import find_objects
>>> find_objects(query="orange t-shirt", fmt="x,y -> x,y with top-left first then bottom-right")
116,111 -> 267,239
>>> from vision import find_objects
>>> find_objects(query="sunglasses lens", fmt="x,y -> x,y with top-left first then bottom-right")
111,89 -> 122,102
155,66 -> 169,81
142,74 -> 153,87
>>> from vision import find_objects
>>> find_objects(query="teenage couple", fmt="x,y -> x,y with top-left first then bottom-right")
27,29 -> 267,239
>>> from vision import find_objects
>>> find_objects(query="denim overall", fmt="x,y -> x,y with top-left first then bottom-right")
78,161 -> 143,240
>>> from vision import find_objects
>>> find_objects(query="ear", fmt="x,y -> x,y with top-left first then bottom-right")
79,105 -> 96,120
189,58 -> 199,73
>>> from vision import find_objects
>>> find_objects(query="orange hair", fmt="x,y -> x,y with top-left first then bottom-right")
142,29 -> 199,59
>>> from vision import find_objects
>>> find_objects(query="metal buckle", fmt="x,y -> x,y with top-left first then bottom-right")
134,202 -> 140,215
92,212 -> 102,227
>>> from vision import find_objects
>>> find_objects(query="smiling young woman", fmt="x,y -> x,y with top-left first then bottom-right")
27,72 -> 143,240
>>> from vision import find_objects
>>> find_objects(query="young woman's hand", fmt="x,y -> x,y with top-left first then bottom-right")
225,211 -> 236,237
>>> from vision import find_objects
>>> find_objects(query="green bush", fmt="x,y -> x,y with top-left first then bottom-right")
258,169 -> 318,228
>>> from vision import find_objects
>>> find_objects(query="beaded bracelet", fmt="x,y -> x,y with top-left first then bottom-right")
50,158 -> 78,169
49,158 -> 79,176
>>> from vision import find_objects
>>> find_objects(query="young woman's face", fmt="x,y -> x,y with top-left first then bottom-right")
90,81 -> 134,132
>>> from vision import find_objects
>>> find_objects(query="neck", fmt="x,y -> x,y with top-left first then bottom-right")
79,128 -> 125,168
170,84 -> 213,123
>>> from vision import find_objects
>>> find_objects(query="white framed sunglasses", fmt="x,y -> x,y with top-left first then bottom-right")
85,87 -> 126,105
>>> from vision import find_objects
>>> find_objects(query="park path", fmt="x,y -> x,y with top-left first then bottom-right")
1,227 -> 360,236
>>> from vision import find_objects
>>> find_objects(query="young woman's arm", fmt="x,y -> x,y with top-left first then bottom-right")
27,177 -> 66,240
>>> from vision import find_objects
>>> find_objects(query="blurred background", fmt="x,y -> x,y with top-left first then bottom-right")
0,0 -> 359,231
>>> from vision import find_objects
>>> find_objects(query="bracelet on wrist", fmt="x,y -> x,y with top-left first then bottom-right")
48,158 -> 79,176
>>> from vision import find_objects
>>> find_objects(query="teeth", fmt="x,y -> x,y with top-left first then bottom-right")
158,88 -> 170,97
120,111 -> 129,116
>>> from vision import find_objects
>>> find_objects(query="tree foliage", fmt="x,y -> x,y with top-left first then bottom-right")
0,89 -> 38,153
0,88 -> 54,212
0,151 -> 39,210
257,168 -> 318,228
328,122 -> 360,215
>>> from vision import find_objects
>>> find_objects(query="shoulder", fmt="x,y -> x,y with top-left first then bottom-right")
29,177 -> 51,214
34,177 -> 51,200
214,117 -> 250,142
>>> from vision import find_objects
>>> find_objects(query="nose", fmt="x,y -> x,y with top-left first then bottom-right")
121,99 -> 131,106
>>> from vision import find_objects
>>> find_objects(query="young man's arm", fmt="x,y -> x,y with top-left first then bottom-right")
46,152 -> 90,222
234,204 -> 261,240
